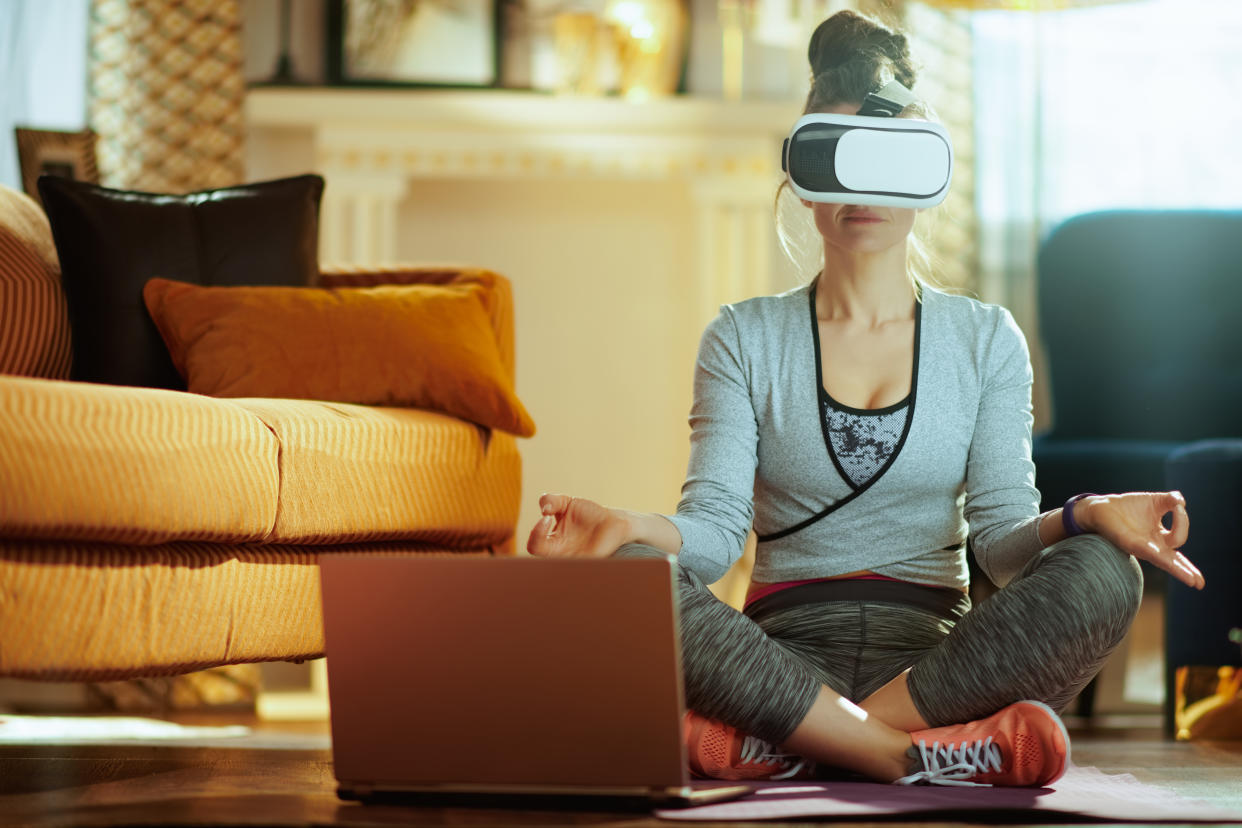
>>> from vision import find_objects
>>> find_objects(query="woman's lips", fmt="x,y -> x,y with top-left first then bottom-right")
843,213 -> 884,223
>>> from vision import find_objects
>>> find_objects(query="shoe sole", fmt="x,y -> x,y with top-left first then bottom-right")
1013,699 -> 1071,786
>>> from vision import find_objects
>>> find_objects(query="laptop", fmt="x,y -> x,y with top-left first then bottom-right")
319,553 -> 752,808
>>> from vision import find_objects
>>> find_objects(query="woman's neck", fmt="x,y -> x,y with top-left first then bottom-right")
816,243 -> 915,325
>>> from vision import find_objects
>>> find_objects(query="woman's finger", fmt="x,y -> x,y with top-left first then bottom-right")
1164,549 -> 1204,590
526,515 -> 558,556
538,492 -> 571,516
526,524 -> 546,555
1165,496 -> 1190,549
538,514 -> 557,537
1172,551 -> 1205,590
1137,538 -> 1205,590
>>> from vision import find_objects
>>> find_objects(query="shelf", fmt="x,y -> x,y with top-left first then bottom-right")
245,86 -> 803,136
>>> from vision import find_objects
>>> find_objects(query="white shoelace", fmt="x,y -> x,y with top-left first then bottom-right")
738,735 -> 814,781
894,737 -> 1002,787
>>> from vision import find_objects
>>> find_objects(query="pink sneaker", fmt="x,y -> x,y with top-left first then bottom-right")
683,712 -> 816,781
896,700 -> 1070,787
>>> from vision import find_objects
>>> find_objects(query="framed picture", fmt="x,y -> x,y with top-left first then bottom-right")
326,0 -> 502,88
14,128 -> 99,205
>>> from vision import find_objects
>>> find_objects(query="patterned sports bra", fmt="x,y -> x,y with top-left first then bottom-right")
821,396 -> 910,488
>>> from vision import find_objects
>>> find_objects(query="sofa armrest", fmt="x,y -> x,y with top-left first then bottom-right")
1032,436 -> 1184,512
0,184 -> 71,380
1163,438 -> 1242,731
318,266 -> 516,383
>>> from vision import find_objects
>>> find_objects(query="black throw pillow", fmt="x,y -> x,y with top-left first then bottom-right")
38,174 -> 324,390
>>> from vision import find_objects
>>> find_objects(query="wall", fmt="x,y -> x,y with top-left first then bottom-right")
394,177 -> 701,519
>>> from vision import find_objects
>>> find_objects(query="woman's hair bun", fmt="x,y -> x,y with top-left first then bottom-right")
807,10 -> 916,90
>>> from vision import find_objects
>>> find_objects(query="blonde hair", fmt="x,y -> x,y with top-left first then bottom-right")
776,10 -> 949,297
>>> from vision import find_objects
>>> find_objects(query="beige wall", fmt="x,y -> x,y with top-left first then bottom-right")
394,177 -> 702,542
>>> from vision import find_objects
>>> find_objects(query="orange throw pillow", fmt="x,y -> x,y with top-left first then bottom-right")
143,277 -> 535,437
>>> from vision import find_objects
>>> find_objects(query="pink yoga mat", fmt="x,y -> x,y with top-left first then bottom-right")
658,764 -> 1242,822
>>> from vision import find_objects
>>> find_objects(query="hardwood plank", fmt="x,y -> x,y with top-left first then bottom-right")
1073,735 -> 1242,810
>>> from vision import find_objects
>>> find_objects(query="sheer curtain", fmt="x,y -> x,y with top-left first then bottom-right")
971,0 -> 1242,431
0,1 -> 89,191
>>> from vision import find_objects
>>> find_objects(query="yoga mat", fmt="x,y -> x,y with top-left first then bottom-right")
658,764 -> 1242,822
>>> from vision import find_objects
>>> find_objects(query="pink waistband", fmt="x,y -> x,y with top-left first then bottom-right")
744,573 -> 904,608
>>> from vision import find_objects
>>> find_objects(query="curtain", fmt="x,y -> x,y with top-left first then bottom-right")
903,2 -> 978,295
972,0 -> 1242,431
0,1 -> 90,192
88,0 -> 245,191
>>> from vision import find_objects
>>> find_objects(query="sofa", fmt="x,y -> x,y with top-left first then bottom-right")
0,180 -> 528,683
1032,209 -> 1242,728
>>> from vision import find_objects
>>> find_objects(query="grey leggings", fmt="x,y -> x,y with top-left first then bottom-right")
617,534 -> 1142,746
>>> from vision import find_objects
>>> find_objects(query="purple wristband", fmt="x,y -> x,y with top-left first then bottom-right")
1062,493 -> 1097,537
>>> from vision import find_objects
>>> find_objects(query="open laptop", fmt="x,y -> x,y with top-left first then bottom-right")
319,554 -> 752,808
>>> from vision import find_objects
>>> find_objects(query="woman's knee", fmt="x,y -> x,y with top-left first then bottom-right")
1065,533 -> 1142,589
612,543 -> 709,594
611,542 -> 669,561
1045,533 -> 1143,623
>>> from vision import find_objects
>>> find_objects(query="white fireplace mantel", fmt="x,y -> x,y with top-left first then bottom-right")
245,87 -> 804,309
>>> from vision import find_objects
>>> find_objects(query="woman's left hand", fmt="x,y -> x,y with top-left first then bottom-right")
1078,491 -> 1204,589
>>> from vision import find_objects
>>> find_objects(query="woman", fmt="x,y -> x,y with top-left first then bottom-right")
528,10 -> 1203,788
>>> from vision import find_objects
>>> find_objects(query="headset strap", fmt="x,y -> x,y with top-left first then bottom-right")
857,79 -> 918,117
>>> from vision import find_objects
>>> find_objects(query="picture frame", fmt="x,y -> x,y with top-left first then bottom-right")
325,0 -> 503,89
14,127 -> 99,205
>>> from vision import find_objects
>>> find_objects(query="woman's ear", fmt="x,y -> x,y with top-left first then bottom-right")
801,198 -> 813,209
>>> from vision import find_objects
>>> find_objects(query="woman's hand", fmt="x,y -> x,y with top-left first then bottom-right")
1079,491 -> 1204,589
526,493 -> 630,558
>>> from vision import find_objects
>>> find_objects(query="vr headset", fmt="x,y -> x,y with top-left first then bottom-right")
782,80 -> 953,209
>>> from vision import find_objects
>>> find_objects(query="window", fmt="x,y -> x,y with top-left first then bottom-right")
974,0 -> 1242,230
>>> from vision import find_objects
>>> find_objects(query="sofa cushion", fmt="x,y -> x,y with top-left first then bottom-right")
0,377 -> 521,549
233,398 -> 522,547
0,375 -> 279,544
0,540 -> 491,681
37,174 -> 323,390
0,184 -> 70,379
143,277 -> 536,436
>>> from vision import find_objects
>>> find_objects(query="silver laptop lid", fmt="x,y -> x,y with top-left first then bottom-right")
320,555 -> 689,793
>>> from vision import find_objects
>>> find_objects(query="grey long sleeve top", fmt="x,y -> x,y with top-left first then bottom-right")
664,281 -> 1045,591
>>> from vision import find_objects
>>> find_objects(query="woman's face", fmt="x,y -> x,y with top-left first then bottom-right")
801,102 -> 918,255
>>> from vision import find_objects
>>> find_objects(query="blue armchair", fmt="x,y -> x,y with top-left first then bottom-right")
1033,210 -> 1242,731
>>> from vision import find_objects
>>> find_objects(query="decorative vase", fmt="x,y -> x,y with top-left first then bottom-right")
604,0 -> 689,101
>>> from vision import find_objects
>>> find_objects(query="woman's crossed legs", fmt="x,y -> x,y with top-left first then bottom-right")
615,534 -> 1142,783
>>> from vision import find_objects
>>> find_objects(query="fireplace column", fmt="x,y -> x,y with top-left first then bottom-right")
316,174 -> 408,265
691,175 -> 779,328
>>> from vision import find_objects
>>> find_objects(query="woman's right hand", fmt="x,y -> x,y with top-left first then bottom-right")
526,493 -> 630,558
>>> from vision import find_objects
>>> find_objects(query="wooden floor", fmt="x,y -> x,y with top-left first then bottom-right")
1,718 -> 1240,827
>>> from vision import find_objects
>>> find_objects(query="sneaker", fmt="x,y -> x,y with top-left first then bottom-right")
683,712 -> 816,781
895,700 -> 1070,788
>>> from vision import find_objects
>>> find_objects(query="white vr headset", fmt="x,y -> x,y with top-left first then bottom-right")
782,81 -> 953,209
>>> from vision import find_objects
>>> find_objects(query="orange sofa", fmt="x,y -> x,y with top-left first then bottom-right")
0,184 -> 523,682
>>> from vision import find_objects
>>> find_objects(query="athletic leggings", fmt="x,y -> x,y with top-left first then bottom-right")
615,534 -> 1142,746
